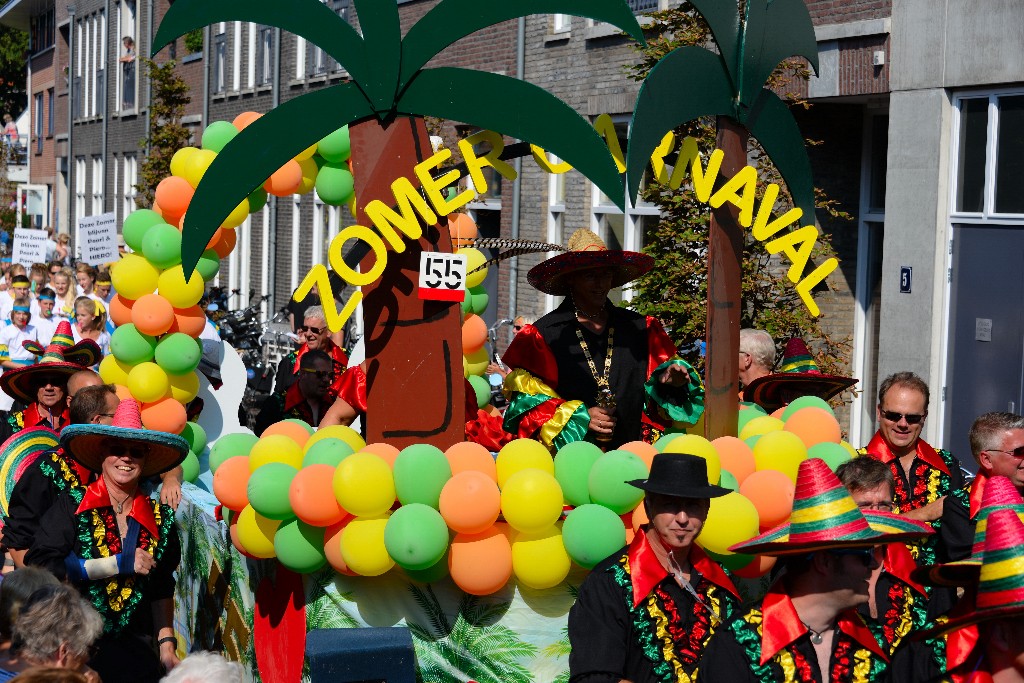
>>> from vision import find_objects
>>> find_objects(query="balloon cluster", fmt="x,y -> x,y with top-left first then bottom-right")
450,214 -> 492,406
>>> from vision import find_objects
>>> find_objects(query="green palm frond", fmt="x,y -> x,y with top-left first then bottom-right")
400,67 -> 625,210
744,89 -> 816,221
409,584 -> 453,638
179,82 -> 375,270
542,627 -> 571,657
552,671 -> 570,683
739,0 -> 818,107
686,0 -> 741,76
352,0 -> 400,111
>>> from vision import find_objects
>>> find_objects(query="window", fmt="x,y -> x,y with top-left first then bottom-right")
232,22 -> 241,91
545,153 -> 568,311
117,0 -> 137,111
954,92 -> 1024,216
91,156 -> 104,216
627,0 -> 659,13
74,21 -> 82,119
112,154 -> 119,220
29,8 -> 55,52
552,14 -> 570,33
255,25 -> 273,86
213,30 -> 227,93
75,157 -> 86,222
123,154 -> 137,220
302,1 -> 348,78
247,23 -> 256,87
47,89 -> 54,136
34,93 -> 43,154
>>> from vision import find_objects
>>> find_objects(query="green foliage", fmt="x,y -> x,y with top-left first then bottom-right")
136,58 -> 192,208
0,145 -> 27,233
626,8 -> 851,375
0,1 -> 29,121
184,28 -> 204,54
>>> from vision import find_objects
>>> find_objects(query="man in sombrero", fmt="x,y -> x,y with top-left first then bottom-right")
501,228 -> 702,451
568,452 -> 740,683
741,338 -> 857,413
700,458 -> 933,682
0,320 -> 101,441
26,397 -> 186,682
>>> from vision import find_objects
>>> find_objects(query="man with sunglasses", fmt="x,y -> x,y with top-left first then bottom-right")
273,306 -> 347,400
859,372 -> 966,568
256,349 -> 336,435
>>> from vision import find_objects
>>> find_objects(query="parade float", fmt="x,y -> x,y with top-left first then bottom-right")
60,0 -> 854,680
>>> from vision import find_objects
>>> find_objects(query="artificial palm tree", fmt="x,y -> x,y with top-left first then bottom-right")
154,0 -> 644,448
624,0 -> 819,438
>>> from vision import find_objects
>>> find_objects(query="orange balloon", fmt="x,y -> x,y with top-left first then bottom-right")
206,227 -> 227,250
290,464 -> 349,527
359,443 -> 400,468
151,201 -> 164,220
461,314 -> 487,354
264,160 -> 303,197
770,406 -> 787,419
262,421 -> 312,448
113,384 -> 133,401
783,407 -> 842,448
108,294 -> 135,327
213,228 -> 237,259
323,518 -> 358,576
619,441 -> 658,470
140,397 -> 188,435
439,471 -> 501,534
233,111 -> 262,130
132,293 -> 175,336
631,503 -> 649,531
214,455 -> 251,512
167,305 -> 207,337
733,554 -> 776,579
711,436 -> 756,485
444,441 -> 497,481
448,213 -> 478,248
739,470 -> 796,530
448,526 -> 512,596
154,176 -> 195,218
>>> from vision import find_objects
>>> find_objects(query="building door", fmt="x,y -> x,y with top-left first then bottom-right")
944,225 -> 1024,466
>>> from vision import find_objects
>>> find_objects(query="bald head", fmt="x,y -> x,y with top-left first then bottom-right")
66,370 -> 102,409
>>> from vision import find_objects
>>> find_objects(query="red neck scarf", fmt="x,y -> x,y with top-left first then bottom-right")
864,431 -> 949,475
24,403 -> 69,434
968,474 -> 988,519
76,476 -> 158,536
627,528 -> 738,608
884,542 -> 927,596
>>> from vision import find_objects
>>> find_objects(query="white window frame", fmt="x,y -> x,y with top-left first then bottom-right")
552,14 -> 571,33
112,154 -> 119,221
545,153 -> 568,312
232,22 -> 241,91
91,155 -> 104,216
290,196 -> 302,293
74,157 -> 86,223
122,154 -> 137,221
246,23 -> 256,88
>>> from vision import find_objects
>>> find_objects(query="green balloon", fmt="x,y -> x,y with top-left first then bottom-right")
317,125 -> 351,163
460,292 -> 473,316
744,435 -> 762,449
248,188 -> 268,213
209,432 -> 259,473
467,374 -> 490,409
201,120 -> 239,153
315,163 -> 355,206
404,549 -> 450,583
808,442 -> 853,471
704,548 -> 753,571
181,451 -> 200,483
195,249 -> 221,282
284,418 -> 315,435
155,333 -> 203,375
740,401 -> 768,415
122,209 -> 164,253
384,503 -> 449,570
553,441 -> 603,506
140,222 -> 183,269
782,396 -> 835,420
468,285 -> 489,315
562,504 -> 626,569
247,463 -> 298,520
274,519 -> 327,573
180,421 -> 208,453
302,438 -> 354,468
588,450 -> 648,514
719,469 -> 739,492
737,409 -> 764,435
109,324 -> 157,364
393,444 -> 451,509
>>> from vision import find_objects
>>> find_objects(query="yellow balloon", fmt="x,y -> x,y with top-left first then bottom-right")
157,265 -> 206,308
496,438 -> 554,487
840,441 -> 859,459
126,362 -> 171,404
307,425 -> 366,453
340,514 -> 394,576
512,526 -> 571,590
752,431 -> 808,484
738,416 -> 785,441
111,254 -> 160,300
220,198 -> 250,229
662,434 -> 721,484
698,491 -> 759,556
170,146 -> 200,179
501,469 -> 563,534
236,505 -> 281,558
683,413 -> 705,436
457,247 -> 488,288
463,347 -> 489,377
98,355 -> 132,385
333,452 -> 395,517
249,434 -> 303,472
296,157 -> 319,195
168,371 -> 200,403
183,148 -> 218,188
294,143 -> 318,161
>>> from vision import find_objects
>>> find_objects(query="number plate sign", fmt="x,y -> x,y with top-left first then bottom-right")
418,252 -> 467,301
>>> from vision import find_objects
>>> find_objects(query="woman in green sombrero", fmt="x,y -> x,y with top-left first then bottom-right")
26,398 -> 187,683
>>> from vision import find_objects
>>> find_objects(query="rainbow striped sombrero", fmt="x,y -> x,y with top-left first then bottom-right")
0,427 -> 59,520
730,458 -> 932,556
0,321 -> 101,402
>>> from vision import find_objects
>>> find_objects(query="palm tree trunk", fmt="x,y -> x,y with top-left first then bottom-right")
704,117 -> 749,440
348,116 -> 466,450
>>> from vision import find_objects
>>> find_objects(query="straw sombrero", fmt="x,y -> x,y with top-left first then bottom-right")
60,398 -> 188,478
742,338 -> 857,413
729,458 -> 933,556
911,476 -> 1024,587
526,229 -> 654,296
0,427 -> 59,520
0,321 -> 101,403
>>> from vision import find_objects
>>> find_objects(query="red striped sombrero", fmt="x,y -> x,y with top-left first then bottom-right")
527,229 -> 654,296
730,458 -> 932,556
742,338 -> 857,413
0,321 -> 101,402
0,427 -> 59,520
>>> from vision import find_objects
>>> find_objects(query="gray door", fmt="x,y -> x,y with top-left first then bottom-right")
944,225 -> 1024,469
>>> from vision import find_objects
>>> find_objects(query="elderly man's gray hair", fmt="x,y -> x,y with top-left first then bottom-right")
11,585 -> 103,663
739,329 -> 775,371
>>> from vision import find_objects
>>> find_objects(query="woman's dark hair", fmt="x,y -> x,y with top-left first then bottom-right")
0,568 -> 59,640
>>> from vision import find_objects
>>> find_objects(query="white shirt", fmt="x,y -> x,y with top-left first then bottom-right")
0,324 -> 39,366
32,316 -> 57,346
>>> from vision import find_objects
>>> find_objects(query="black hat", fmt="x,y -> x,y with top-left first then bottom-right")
627,452 -> 731,499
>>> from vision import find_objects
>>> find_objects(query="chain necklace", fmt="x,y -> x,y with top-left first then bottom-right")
801,620 -> 834,645
576,325 -> 614,393
668,550 -> 722,625
112,492 -> 131,514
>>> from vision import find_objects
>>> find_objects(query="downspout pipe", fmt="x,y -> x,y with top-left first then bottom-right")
508,16 -> 525,335
267,27 -> 281,312
143,0 -> 152,157
101,0 -> 109,217
66,5 -> 75,237
201,25 -> 210,135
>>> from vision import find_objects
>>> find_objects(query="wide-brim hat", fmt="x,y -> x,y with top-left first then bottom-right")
0,427 -> 58,519
60,398 -> 188,478
0,321 -> 101,402
916,508 -> 1024,639
742,338 -> 857,413
912,476 -> 1024,587
627,452 -> 731,499
527,228 -> 654,296
730,458 -> 933,556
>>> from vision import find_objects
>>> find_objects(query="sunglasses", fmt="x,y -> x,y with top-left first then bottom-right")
37,375 -> 65,388
827,547 -> 878,567
881,410 -> 926,425
297,325 -> 326,335
857,501 -> 894,512
987,446 -> 1024,459
301,368 -> 332,380
50,269 -> 61,275
108,444 -> 148,458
